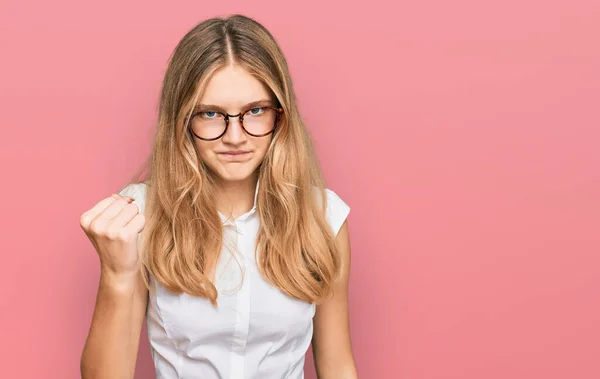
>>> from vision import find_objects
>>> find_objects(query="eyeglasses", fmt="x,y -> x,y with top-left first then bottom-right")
188,105 -> 284,141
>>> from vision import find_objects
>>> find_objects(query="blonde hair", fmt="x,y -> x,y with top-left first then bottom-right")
124,14 -> 340,306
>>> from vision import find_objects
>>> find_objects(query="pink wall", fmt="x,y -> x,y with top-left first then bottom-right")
1,0 -> 599,378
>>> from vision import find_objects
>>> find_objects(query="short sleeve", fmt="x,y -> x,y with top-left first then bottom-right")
324,188 -> 351,237
118,182 -> 148,215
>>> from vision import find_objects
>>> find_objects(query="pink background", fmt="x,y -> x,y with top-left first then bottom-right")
1,0 -> 599,378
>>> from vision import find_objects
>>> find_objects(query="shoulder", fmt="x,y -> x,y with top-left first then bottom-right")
118,181 -> 148,214
321,187 -> 351,237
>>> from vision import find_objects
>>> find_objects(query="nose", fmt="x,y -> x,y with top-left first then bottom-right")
221,115 -> 247,145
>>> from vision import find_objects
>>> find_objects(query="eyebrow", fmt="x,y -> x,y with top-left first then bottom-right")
194,99 -> 275,113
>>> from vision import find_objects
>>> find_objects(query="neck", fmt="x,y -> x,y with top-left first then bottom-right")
214,173 -> 258,219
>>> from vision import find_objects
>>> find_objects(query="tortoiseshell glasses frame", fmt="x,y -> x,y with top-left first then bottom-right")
187,105 -> 284,141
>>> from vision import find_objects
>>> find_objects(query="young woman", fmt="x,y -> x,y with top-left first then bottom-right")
79,14 -> 358,379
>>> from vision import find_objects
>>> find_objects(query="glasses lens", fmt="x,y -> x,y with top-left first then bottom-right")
191,112 -> 226,140
243,107 -> 277,135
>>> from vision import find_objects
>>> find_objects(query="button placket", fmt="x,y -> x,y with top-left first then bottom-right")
229,218 -> 251,379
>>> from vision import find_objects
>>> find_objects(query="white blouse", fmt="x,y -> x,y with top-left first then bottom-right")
119,181 -> 350,379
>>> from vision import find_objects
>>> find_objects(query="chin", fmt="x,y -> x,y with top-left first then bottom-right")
213,164 -> 259,183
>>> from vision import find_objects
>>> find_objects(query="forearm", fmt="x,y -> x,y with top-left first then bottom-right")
80,274 -> 138,379
316,364 -> 359,379
314,347 -> 359,379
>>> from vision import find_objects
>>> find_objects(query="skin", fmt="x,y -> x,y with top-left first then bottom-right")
312,220 -> 359,379
80,63 -> 358,379
80,195 -> 150,379
197,63 -> 358,378
193,64 -> 275,220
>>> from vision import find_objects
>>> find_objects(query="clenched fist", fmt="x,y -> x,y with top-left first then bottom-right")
80,193 -> 146,280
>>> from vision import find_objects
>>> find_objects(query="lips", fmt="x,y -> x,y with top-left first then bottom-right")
219,150 -> 250,155
217,150 -> 252,161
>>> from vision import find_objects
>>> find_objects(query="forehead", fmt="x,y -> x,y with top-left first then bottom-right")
198,64 -> 272,109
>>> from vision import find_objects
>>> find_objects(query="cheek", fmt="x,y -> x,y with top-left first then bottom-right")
252,137 -> 273,160
194,140 -> 216,162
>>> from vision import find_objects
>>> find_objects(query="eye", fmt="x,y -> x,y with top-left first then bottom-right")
201,111 -> 218,119
248,107 -> 264,115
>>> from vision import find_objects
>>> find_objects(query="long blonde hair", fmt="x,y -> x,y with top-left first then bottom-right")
124,14 -> 340,306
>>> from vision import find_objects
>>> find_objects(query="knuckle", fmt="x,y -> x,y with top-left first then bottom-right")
88,220 -> 103,236
79,212 -> 91,228
116,230 -> 133,242
105,228 -> 120,240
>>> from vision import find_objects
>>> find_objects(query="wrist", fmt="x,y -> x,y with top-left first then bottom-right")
99,268 -> 139,294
